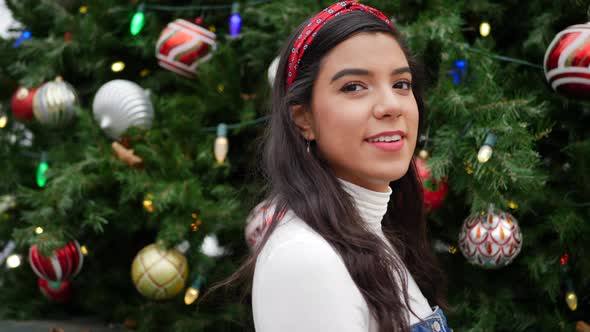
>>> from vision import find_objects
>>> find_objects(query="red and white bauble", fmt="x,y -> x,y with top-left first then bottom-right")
544,21 -> 590,100
29,240 -> 84,282
155,19 -> 217,78
38,278 -> 72,303
458,205 -> 523,269
11,87 -> 38,121
415,157 -> 448,212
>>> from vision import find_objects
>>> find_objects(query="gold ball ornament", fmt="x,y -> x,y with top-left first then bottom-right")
131,243 -> 189,300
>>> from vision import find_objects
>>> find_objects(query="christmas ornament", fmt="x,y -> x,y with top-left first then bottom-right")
38,278 -> 72,303
267,57 -> 280,87
156,19 -> 217,78
201,234 -> 227,258
131,243 -> 189,300
92,80 -> 154,139
415,157 -> 448,212
458,205 -> 523,268
11,86 -> 37,121
28,240 -> 84,282
33,77 -> 78,126
544,22 -> 590,100
112,141 -> 144,168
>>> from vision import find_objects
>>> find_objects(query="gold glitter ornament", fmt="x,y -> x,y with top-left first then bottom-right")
131,243 -> 189,300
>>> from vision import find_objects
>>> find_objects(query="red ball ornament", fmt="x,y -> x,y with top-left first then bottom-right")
155,19 -> 217,78
10,87 -> 38,121
415,157 -> 448,212
38,278 -> 72,303
544,21 -> 590,100
29,240 -> 84,282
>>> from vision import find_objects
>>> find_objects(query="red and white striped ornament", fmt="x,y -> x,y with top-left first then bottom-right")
544,21 -> 590,100
38,278 -> 73,303
28,240 -> 84,282
155,19 -> 217,78
458,205 -> 523,269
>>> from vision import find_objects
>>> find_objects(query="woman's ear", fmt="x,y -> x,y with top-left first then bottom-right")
291,105 -> 316,140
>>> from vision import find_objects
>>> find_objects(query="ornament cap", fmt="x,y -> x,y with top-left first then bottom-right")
483,132 -> 497,146
175,240 -> 191,254
16,87 -> 29,99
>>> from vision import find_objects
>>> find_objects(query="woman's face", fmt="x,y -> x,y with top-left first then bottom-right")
305,32 -> 419,192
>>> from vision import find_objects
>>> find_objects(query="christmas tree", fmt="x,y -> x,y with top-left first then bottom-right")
0,0 -> 588,331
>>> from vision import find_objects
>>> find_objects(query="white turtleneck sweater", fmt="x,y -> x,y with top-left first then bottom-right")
252,179 -> 433,332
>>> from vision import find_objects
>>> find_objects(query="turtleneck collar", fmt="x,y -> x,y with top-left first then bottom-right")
337,178 -> 392,234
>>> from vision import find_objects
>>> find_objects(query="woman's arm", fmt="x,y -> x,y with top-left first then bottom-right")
253,238 -> 370,332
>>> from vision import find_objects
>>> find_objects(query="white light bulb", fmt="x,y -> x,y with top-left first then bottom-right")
477,145 -> 493,163
6,254 -> 21,268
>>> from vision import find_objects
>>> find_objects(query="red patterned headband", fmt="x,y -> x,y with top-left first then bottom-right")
285,1 -> 394,89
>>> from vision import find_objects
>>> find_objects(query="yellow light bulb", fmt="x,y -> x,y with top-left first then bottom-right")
477,145 -> 493,163
143,200 -> 154,213
449,246 -> 457,254
479,22 -> 491,37
209,25 -> 216,33
139,69 -> 150,77
214,137 -> 229,164
111,61 -> 125,72
6,254 -> 21,268
418,149 -> 429,160
81,245 -> 88,256
184,287 -> 200,305
566,291 -> 578,311
35,227 -> 44,234
0,114 -> 7,128
508,200 -> 518,210
79,6 -> 88,14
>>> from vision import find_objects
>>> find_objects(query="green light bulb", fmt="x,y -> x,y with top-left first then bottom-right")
36,161 -> 48,188
130,5 -> 145,36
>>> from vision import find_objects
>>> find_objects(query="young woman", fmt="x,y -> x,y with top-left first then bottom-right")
212,2 -> 452,332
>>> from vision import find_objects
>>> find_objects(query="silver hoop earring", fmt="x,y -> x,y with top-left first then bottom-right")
306,140 -> 311,153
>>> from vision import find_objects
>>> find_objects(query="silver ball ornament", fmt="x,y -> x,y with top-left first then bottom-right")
92,80 -> 154,139
33,77 -> 78,127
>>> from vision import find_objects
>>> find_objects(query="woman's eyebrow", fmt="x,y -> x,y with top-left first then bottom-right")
330,66 -> 412,83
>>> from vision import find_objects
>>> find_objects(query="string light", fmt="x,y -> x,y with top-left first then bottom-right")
111,61 -> 126,72
0,109 -> 7,128
479,22 -> 491,37
13,30 -> 31,48
214,123 -> 228,164
184,276 -> 206,305
229,2 -> 242,37
449,60 -> 467,84
35,227 -> 44,235
477,132 -> 497,163
139,69 -> 151,77
6,254 -> 21,268
36,152 -> 49,188
81,245 -> 88,256
507,200 -> 518,210
130,3 -> 146,36
79,6 -> 88,14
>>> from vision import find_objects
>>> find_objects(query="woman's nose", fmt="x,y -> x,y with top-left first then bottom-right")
372,87 -> 402,119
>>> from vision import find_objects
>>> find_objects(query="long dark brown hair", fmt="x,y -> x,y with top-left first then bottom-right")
206,10 -> 448,332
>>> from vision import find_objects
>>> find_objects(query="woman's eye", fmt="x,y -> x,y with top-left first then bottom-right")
341,83 -> 365,93
394,80 -> 412,90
